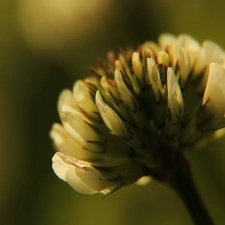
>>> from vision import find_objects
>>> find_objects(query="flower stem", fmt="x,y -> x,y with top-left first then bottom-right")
168,169 -> 214,225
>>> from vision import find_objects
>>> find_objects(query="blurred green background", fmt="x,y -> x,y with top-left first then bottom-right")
1,0 -> 225,224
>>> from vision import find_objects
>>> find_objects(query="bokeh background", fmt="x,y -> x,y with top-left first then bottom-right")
1,0 -> 225,224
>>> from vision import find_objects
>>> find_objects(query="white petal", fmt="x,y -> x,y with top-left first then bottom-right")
58,89 -> 79,114
75,166 -> 115,191
158,33 -> 177,51
177,34 -> 200,68
96,90 -> 129,138
73,80 -> 100,120
115,60 -> 125,74
50,123 -> 83,157
147,57 -> 163,102
132,52 -> 143,85
100,76 -> 120,100
115,69 -> 137,111
115,69 -> 149,132
52,152 -> 71,181
53,152 -> 116,194
167,68 -> 184,124
66,168 -> 97,194
141,41 -> 160,55
52,152 -> 96,194
116,56 -> 141,94
157,51 -> 169,67
201,63 -> 225,129
173,45 -> 190,88
193,41 -> 225,76
60,105 -> 105,152
50,123 -> 101,160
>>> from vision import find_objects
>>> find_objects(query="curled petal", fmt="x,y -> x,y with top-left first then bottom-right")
52,152 -> 116,194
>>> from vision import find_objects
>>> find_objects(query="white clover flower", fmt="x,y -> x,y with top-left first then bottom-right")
50,33 -> 225,198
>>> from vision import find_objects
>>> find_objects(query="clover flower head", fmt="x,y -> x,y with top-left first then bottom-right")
50,33 -> 225,196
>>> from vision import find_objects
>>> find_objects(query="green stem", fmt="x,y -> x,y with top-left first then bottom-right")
168,170 -> 214,225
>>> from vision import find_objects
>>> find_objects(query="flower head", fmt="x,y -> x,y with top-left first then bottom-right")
50,33 -> 225,195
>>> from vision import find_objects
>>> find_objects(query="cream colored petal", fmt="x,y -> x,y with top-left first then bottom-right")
75,166 -> 115,192
147,57 -> 163,102
60,105 -> 105,152
73,80 -> 100,120
100,76 -> 120,100
193,41 -> 225,76
115,60 -> 124,74
157,51 -> 169,67
201,63 -> 225,129
54,153 -> 116,194
115,69 -> 149,132
51,124 -> 135,167
52,152 -> 71,181
167,67 -> 184,121
50,123 -> 83,157
141,41 -> 160,55
177,34 -> 200,68
115,69 -> 137,111
165,67 -> 184,137
52,152 -> 96,194
95,90 -> 129,138
58,89 -> 79,114
173,45 -> 190,88
115,57 -> 140,95
132,52 -> 143,85
50,123 -> 102,160
158,33 -> 177,51
66,168 -> 97,194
